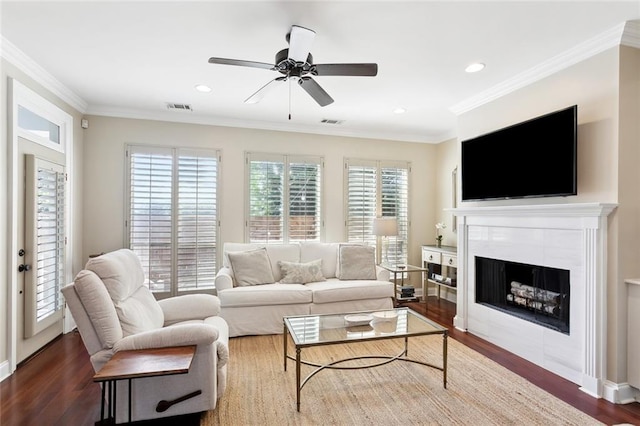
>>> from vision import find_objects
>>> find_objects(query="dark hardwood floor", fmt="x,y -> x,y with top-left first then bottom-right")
1,297 -> 639,425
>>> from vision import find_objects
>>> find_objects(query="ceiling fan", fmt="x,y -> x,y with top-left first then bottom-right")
208,25 -> 378,109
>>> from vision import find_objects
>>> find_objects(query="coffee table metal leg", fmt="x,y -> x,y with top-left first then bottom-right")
283,323 -> 287,372
296,347 -> 301,412
128,378 -> 132,423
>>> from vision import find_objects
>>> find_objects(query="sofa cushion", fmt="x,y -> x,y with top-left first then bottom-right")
264,244 -> 301,281
300,242 -> 339,278
228,248 -> 275,286
306,279 -> 394,304
336,244 -> 377,280
86,249 -> 164,336
278,259 -> 326,284
217,283 -> 312,307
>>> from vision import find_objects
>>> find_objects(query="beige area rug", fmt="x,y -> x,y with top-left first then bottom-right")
202,334 -> 602,425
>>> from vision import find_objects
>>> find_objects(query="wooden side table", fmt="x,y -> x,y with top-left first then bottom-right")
93,345 -> 197,424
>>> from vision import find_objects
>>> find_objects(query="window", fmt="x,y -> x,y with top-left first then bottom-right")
246,153 -> 323,243
126,145 -> 219,296
345,159 -> 410,265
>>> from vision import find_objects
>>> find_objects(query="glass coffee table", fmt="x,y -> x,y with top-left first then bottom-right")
283,307 -> 447,411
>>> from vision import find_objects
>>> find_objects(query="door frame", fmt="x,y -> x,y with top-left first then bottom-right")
6,78 -> 74,374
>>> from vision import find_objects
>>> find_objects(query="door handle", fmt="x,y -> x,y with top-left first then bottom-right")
18,264 -> 31,272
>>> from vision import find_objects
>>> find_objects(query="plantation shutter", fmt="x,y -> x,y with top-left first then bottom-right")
177,150 -> 218,290
345,160 -> 377,247
247,154 -> 285,243
127,145 -> 219,296
345,159 -> 410,265
129,147 -> 173,293
247,153 -> 323,243
24,155 -> 65,337
288,159 -> 322,242
381,163 -> 409,265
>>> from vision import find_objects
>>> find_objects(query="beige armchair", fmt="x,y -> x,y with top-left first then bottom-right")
61,249 -> 229,423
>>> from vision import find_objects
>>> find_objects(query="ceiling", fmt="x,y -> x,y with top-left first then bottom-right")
1,1 -> 639,143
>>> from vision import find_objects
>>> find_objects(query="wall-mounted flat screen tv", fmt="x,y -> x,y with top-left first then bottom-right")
461,105 -> 577,201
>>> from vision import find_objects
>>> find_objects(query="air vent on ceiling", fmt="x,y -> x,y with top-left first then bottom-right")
166,103 -> 193,112
320,119 -> 344,125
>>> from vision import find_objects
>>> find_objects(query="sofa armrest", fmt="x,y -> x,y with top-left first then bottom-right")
376,265 -> 390,282
158,294 -> 221,326
215,267 -> 234,292
113,323 -> 219,352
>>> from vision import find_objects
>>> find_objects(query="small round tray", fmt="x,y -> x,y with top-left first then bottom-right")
344,314 -> 373,326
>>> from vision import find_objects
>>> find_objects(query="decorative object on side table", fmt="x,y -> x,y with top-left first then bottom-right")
435,222 -> 446,248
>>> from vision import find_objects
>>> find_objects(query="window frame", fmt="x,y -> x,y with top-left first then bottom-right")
344,158 -> 411,265
125,144 -> 221,298
245,152 -> 324,244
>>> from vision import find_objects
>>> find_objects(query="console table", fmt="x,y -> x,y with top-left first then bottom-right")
421,245 -> 457,302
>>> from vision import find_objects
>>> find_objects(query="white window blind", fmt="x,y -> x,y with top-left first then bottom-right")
247,153 -> 322,243
345,159 -> 410,265
127,146 -> 219,296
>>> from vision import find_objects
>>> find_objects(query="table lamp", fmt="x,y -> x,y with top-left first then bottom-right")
373,217 -> 398,264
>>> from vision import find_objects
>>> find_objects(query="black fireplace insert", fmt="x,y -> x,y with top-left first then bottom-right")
475,256 -> 570,334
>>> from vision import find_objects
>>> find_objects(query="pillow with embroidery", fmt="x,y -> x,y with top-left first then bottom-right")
278,259 -> 326,284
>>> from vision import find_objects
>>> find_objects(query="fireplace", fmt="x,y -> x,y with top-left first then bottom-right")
450,203 -> 616,399
475,256 -> 570,334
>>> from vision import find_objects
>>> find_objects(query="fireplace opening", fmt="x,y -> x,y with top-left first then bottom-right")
475,256 -> 570,334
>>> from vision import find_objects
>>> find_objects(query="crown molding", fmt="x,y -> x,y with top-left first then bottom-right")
86,105 -> 450,144
450,22 -> 629,115
1,36 -> 88,113
621,20 -> 640,48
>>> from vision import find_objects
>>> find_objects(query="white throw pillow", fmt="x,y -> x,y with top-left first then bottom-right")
337,245 -> 377,280
278,259 -> 326,284
228,248 -> 276,286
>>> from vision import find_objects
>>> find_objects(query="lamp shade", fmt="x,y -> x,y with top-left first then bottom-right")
373,217 -> 398,236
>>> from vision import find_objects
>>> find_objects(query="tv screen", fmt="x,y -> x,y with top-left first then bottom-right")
461,105 -> 577,201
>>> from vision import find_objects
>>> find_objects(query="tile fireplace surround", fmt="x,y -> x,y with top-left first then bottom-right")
451,203 -> 617,400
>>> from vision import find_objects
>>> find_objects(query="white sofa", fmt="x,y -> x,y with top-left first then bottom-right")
214,242 -> 394,337
62,249 -> 229,423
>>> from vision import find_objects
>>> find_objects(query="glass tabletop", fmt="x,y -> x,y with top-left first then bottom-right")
284,307 -> 446,347
379,263 -> 427,273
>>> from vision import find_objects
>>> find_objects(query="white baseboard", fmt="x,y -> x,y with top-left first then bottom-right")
603,380 -> 639,404
0,359 -> 12,383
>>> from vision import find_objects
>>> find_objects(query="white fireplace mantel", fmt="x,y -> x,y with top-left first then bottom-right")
449,202 -> 617,400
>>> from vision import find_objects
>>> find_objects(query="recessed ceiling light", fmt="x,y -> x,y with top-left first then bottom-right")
194,84 -> 212,93
393,107 -> 406,114
465,63 -> 485,73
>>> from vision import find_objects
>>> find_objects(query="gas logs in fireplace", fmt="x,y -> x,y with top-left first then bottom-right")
475,257 -> 570,334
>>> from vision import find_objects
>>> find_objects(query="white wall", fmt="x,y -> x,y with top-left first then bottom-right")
1,58 -> 85,376
454,45 -> 640,390
82,115 -> 437,283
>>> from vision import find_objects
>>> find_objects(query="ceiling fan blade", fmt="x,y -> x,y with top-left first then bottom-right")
244,77 -> 287,104
288,25 -> 316,63
208,57 -> 274,70
298,77 -> 334,107
313,63 -> 378,77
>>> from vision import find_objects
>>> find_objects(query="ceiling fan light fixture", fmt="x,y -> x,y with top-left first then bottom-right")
465,62 -> 485,73
194,84 -> 212,93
